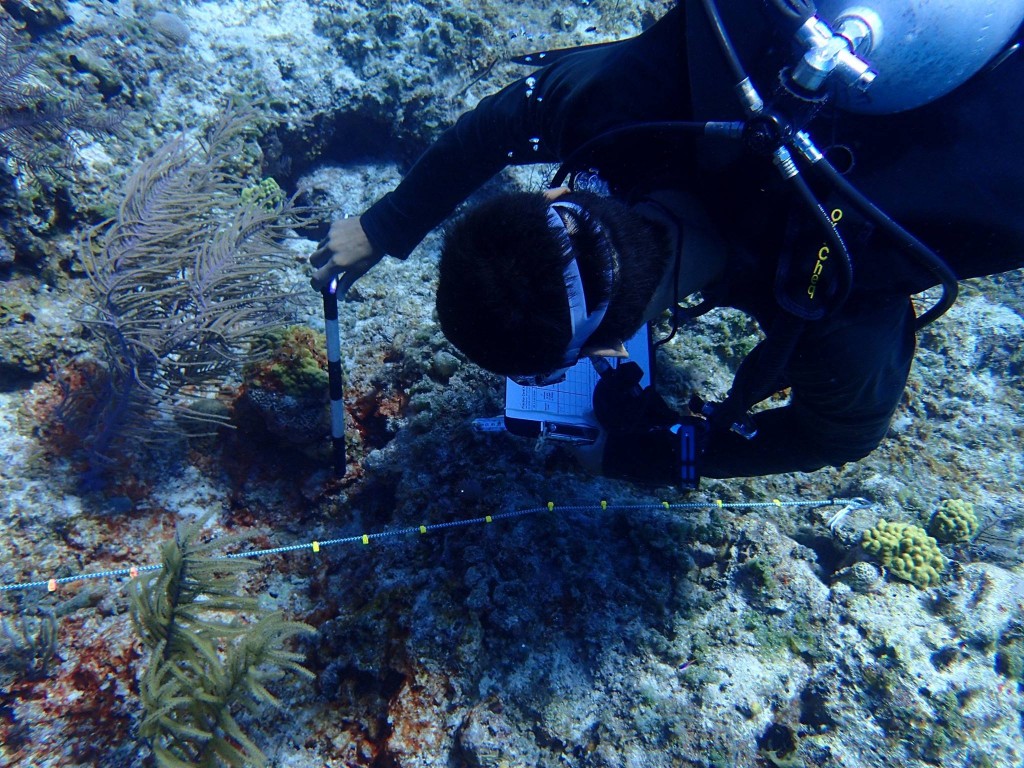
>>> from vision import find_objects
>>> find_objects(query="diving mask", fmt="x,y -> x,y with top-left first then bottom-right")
510,201 -> 615,387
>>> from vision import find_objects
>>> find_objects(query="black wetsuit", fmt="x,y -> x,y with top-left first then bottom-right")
359,3 -> 1024,479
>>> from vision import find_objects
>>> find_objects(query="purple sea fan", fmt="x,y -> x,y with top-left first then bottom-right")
68,106 -> 314,487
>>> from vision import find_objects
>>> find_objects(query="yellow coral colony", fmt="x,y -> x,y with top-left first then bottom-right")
862,519 -> 946,588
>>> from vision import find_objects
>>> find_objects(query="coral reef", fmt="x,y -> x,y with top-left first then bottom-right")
0,284 -> 84,388
0,0 -> 70,31
0,9 -> 120,272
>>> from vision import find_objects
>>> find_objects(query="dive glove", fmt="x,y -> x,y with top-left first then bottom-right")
592,361 -> 703,488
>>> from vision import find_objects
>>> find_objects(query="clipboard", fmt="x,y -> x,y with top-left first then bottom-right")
503,325 -> 653,444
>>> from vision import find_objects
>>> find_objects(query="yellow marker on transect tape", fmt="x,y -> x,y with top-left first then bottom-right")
0,496 -> 858,596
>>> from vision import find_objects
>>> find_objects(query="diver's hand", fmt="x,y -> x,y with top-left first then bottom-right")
309,215 -> 383,294
600,421 -> 702,487
593,361 -> 678,433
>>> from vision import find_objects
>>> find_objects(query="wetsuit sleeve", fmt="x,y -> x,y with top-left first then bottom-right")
359,78 -> 551,259
359,7 -> 688,259
699,295 -> 916,478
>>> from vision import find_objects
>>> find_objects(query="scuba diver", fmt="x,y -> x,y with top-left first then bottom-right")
310,0 -> 1024,485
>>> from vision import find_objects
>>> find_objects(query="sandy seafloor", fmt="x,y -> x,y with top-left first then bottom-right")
0,1 -> 1022,766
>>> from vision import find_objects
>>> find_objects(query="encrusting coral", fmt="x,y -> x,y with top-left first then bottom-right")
239,326 -> 331,445
861,519 -> 946,589
243,326 -> 329,401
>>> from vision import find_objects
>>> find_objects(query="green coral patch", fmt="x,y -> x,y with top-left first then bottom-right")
244,326 -> 329,399
928,499 -> 979,543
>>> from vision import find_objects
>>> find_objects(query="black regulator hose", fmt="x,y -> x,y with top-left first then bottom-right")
786,163 -> 854,308
803,149 -> 959,328
703,0 -> 958,329
763,0 -> 818,33
700,0 -> 749,87
559,0 -> 958,331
